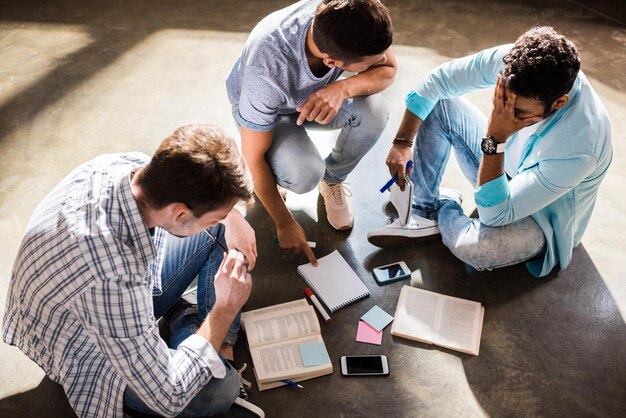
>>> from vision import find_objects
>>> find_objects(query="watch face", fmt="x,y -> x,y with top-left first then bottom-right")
481,137 -> 497,154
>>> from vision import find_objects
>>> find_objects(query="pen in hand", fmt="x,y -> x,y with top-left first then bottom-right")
379,160 -> 414,193
204,229 -> 249,268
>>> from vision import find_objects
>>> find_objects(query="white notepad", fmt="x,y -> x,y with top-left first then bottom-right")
297,250 -> 370,312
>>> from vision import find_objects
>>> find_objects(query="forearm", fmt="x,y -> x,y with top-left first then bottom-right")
197,305 -> 236,350
477,154 -> 505,186
395,108 -> 423,141
340,49 -> 397,98
248,157 -> 293,227
340,66 -> 395,98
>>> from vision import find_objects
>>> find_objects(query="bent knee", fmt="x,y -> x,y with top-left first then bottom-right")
353,94 -> 389,128
276,162 -> 324,194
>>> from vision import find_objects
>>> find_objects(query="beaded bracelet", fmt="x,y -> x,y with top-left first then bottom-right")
392,137 -> 414,148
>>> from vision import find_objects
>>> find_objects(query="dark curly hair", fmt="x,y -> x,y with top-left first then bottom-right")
501,26 -> 580,111
312,0 -> 393,63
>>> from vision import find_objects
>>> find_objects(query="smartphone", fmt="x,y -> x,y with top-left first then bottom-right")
340,355 -> 389,376
372,261 -> 411,285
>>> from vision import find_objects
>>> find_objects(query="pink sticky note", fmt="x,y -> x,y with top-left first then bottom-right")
356,320 -> 383,345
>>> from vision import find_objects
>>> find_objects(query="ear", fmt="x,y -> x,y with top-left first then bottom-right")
551,94 -> 569,110
322,56 -> 338,68
167,202 -> 193,225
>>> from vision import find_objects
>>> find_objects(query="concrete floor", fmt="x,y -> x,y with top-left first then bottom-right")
1,1 -> 625,417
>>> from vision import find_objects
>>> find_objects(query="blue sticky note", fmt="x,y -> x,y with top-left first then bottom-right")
299,342 -> 330,367
361,305 -> 394,332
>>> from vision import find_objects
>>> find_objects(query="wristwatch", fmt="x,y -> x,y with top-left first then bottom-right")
481,136 -> 506,154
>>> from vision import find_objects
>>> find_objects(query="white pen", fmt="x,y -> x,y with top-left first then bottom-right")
305,287 -> 331,323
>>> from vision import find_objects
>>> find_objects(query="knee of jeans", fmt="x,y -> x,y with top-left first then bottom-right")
446,240 -> 492,271
277,160 -> 324,194
441,221 -> 492,271
352,94 -> 389,129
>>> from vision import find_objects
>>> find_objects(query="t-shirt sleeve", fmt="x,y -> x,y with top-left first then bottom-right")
236,64 -> 287,131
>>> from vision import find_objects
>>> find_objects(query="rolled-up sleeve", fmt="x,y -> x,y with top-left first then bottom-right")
475,155 -> 597,226
405,45 -> 511,120
74,277 -> 224,417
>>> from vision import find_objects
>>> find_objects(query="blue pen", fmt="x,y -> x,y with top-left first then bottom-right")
280,379 -> 304,389
379,160 -> 414,193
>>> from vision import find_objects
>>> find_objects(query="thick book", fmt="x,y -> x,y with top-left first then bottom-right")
391,285 -> 485,355
297,250 -> 370,313
240,298 -> 333,391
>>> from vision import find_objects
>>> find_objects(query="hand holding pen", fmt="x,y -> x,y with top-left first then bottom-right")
380,160 -> 414,193
204,229 -> 250,269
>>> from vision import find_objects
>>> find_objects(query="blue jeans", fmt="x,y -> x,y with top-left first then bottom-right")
234,93 -> 389,192
124,224 -> 241,416
413,98 -> 546,271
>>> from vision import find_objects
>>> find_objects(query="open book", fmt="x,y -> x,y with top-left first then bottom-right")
391,285 -> 485,355
240,299 -> 333,390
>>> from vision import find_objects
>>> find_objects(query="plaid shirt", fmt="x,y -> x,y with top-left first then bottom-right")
3,153 -> 225,418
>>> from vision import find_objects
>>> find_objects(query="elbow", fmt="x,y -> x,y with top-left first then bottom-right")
477,208 -> 515,227
128,387 -> 190,417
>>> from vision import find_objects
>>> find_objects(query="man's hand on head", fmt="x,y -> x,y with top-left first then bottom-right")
487,77 -> 543,141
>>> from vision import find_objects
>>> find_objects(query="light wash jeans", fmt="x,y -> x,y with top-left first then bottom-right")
413,98 -> 546,271
124,224 -> 240,416
233,94 -> 389,192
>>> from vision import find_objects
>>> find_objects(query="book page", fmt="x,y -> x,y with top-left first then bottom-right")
391,286 -> 441,344
241,301 -> 319,349
434,296 -> 482,355
250,334 -> 332,382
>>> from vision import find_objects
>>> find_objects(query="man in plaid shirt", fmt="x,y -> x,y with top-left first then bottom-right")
3,125 -> 264,417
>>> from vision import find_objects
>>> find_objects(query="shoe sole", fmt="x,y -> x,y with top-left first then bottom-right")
367,231 -> 441,248
329,222 -> 353,231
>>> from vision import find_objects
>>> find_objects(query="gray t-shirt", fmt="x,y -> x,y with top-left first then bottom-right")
226,0 -> 343,132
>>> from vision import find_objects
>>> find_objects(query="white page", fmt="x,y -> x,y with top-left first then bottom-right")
434,296 -> 482,354
297,250 -> 369,312
242,303 -> 319,348
392,286 -> 441,343
251,335 -> 330,381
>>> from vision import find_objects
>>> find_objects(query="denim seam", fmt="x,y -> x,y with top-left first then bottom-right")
323,106 -> 354,183
159,240 -> 213,298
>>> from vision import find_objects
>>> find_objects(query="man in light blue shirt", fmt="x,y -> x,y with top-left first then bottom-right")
368,27 -> 612,277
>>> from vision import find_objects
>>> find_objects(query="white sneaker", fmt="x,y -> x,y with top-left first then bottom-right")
231,397 -> 265,418
439,187 -> 463,206
319,180 -> 354,230
367,216 -> 440,248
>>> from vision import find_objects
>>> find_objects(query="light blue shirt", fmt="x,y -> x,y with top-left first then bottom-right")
405,45 -> 612,277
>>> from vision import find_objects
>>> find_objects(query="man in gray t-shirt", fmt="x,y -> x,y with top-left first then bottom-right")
226,0 -> 396,264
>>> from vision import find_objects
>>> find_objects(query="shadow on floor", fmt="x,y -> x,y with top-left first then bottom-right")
0,376 -> 76,418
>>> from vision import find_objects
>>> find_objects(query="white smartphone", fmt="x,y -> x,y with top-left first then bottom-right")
372,261 -> 411,285
340,355 -> 389,376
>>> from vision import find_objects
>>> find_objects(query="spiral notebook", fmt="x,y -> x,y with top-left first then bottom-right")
297,250 -> 370,313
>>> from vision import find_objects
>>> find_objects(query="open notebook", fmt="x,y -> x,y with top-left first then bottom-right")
297,250 -> 370,312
